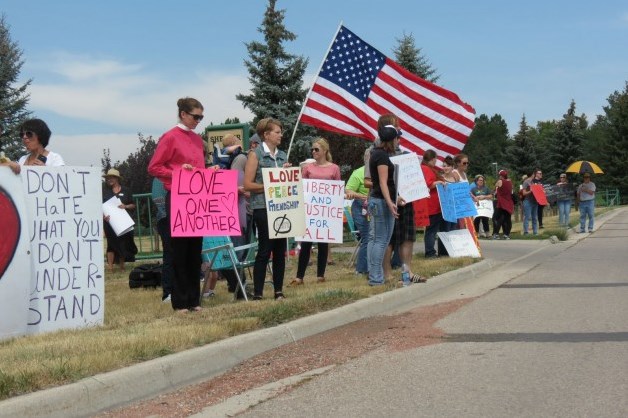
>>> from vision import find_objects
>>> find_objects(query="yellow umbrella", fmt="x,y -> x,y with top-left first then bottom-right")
565,161 -> 604,174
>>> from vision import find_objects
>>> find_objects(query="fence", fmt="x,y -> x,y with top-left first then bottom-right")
132,193 -> 161,260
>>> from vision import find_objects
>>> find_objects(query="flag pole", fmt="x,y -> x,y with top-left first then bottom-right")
286,21 -> 344,161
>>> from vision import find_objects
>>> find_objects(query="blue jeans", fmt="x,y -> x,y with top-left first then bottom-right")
367,197 -> 394,285
579,200 -> 594,232
522,199 -> 538,234
351,199 -> 369,274
425,213 -> 449,257
557,199 -> 571,227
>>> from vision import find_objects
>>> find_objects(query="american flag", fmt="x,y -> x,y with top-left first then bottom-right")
301,25 -> 476,159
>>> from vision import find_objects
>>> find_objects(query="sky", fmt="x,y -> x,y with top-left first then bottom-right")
2,0 -> 627,167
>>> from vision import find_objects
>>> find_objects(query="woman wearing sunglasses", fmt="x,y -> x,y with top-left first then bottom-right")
148,97 -> 205,313
2,118 -> 65,174
290,138 -> 341,286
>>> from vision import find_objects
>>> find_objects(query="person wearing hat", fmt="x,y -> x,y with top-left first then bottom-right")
366,116 -> 401,286
471,174 -> 493,238
1,118 -> 65,175
102,168 -> 137,272
492,169 -> 514,239
577,173 -> 596,233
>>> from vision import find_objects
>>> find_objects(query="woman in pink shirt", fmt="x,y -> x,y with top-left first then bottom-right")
291,138 -> 341,285
148,97 -> 205,313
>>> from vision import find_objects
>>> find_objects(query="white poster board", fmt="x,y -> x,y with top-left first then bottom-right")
102,196 -> 135,236
437,229 -> 481,258
475,199 -> 494,218
262,167 -> 306,238
390,153 -> 429,203
0,167 -> 32,340
22,167 -> 105,334
295,179 -> 345,243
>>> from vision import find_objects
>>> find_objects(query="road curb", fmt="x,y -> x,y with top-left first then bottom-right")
0,258 -> 500,418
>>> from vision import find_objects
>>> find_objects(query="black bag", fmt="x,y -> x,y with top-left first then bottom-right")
129,264 -> 162,288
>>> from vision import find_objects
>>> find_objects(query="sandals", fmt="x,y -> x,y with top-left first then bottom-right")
290,278 -> 304,286
411,274 -> 427,283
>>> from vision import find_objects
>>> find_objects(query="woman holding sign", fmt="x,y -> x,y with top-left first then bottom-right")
244,118 -> 290,300
366,124 -> 400,286
102,168 -> 137,272
148,97 -> 205,312
290,138 -> 341,286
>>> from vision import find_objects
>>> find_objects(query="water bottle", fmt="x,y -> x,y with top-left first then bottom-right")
401,263 -> 410,287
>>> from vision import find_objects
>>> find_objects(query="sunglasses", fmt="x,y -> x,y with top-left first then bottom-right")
21,131 -> 35,139
461,161 -> 469,165
311,147 -> 320,152
185,111 -> 204,121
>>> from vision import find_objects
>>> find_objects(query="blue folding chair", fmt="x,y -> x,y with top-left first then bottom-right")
201,236 -> 258,301
343,206 -> 361,268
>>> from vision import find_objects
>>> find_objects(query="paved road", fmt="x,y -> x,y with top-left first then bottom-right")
226,208 -> 628,417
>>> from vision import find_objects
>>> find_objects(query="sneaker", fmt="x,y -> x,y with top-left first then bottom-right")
503,235 -> 510,240
162,294 -> 171,303
202,290 -> 215,298
492,234 -> 500,240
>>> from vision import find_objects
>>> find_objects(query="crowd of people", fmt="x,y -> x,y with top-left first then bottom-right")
0,103 -> 600,313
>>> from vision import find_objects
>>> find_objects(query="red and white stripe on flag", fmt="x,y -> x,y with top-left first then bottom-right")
301,25 -> 475,160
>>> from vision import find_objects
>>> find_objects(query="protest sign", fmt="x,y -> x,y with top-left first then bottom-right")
390,153 -> 429,203
475,199 -> 494,218
413,198 -> 430,227
102,196 -> 134,236
0,167 -> 31,340
437,183 -> 478,223
544,184 -> 575,204
170,168 -> 240,237
21,167 -> 104,335
262,167 -> 306,238
531,184 -> 548,206
296,179 -> 345,243
437,229 -> 481,258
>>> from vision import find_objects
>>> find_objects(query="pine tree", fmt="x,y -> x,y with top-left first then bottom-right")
463,114 -> 509,178
504,115 -> 539,179
596,81 -> 628,199
236,0 -> 309,144
392,32 -> 439,83
546,100 -> 585,182
0,15 -> 32,160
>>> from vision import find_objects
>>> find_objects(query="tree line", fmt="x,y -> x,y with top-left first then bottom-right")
2,3 -> 627,207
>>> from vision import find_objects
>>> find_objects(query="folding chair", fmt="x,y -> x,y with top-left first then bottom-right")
343,206 -> 361,268
201,236 -> 259,302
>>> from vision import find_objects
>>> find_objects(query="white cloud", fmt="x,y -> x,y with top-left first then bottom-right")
53,133 -> 148,168
28,52 -> 255,134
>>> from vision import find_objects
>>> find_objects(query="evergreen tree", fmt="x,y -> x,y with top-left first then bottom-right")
236,0 -> 309,144
595,81 -> 628,200
0,15 -> 32,160
546,100 -> 585,182
462,114 -> 509,178
392,32 -> 439,83
504,115 -> 539,179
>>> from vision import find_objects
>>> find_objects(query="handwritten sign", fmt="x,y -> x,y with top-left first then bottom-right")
262,167 -> 305,238
544,184 -> 575,204
437,183 -> 478,223
171,168 -> 240,237
413,198 -> 430,227
0,167 -> 31,340
296,179 -> 345,243
22,167 -> 104,335
390,153 -> 429,203
437,229 -> 481,258
530,184 -> 548,206
475,199 -> 494,218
